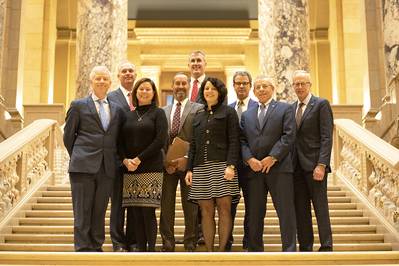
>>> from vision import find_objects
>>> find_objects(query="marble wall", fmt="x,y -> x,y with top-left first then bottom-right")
383,0 -> 399,88
75,0 -> 127,99
258,0 -> 309,102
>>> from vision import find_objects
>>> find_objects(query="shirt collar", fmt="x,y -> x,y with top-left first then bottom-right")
301,93 -> 312,105
191,74 -> 206,84
91,93 -> 108,104
258,98 -> 272,108
237,96 -> 250,107
173,97 -> 188,106
119,85 -> 133,96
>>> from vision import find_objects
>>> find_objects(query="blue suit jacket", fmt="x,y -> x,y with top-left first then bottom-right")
107,87 -> 130,112
293,95 -> 333,172
240,99 -> 296,173
63,95 -> 124,178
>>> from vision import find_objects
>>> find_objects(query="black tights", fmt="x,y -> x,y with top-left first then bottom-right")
198,196 -> 231,252
133,207 -> 157,252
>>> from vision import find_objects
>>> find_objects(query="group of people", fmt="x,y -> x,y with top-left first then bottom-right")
63,50 -> 334,253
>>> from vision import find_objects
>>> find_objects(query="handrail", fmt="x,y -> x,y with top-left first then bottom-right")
334,119 -> 399,230
0,119 -> 68,225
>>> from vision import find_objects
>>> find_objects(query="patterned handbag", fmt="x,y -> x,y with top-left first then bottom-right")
122,172 -> 163,208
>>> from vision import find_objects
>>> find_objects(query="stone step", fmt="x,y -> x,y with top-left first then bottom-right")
18,216 -> 370,226
30,202 -> 358,211
0,243 -> 392,252
3,233 -> 385,244
11,225 -> 378,234
24,209 -> 364,218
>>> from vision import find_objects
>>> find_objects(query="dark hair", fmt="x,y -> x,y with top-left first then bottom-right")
233,71 -> 252,85
199,77 -> 227,105
132,77 -> 159,107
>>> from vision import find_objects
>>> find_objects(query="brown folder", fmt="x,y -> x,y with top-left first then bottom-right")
165,136 -> 190,162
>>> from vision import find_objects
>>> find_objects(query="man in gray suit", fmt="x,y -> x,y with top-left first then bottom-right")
160,73 -> 202,252
292,70 -> 334,252
240,76 -> 297,252
63,65 -> 124,252
107,61 -> 137,252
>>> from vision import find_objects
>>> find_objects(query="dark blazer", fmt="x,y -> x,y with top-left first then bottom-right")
163,100 -> 203,151
108,87 -> 130,112
63,96 -> 123,178
240,99 -> 296,173
188,103 -> 240,170
293,95 -> 333,172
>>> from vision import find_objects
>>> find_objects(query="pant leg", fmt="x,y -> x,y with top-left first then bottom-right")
90,166 -> 114,251
125,207 -> 137,248
294,167 -> 314,251
247,171 -> 267,252
267,172 -> 297,252
179,172 -> 198,248
142,207 -> 157,251
159,171 -> 179,250
110,169 -> 126,249
308,171 -> 333,250
133,207 -> 146,251
69,173 -> 96,252
238,165 -> 250,248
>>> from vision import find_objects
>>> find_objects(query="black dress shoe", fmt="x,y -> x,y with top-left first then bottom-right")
224,241 -> 232,252
184,243 -> 196,252
318,246 -> 333,252
129,244 -> 139,252
113,246 -> 128,252
197,236 -> 205,245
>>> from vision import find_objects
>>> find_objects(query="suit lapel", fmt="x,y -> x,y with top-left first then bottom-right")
117,88 -> 130,111
260,100 -> 277,131
165,104 -> 172,132
87,96 -> 103,131
108,99 -> 117,131
179,101 -> 192,132
299,96 -> 316,128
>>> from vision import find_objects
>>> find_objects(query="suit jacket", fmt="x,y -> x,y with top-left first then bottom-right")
107,87 -> 130,112
63,95 -> 124,178
229,98 -> 258,113
163,100 -> 203,148
240,99 -> 296,173
188,103 -> 240,170
293,95 -> 333,172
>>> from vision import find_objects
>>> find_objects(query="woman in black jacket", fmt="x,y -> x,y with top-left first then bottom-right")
185,77 -> 240,251
119,77 -> 168,252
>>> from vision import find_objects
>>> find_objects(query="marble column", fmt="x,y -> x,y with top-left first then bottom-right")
76,0 -> 127,99
383,0 -> 399,100
0,0 -> 6,96
258,0 -> 309,102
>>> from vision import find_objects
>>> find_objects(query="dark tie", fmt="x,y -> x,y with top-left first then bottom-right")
170,102 -> 181,139
258,103 -> 266,126
237,100 -> 244,121
190,80 -> 199,102
296,102 -> 305,128
127,92 -> 134,111
97,99 -> 110,130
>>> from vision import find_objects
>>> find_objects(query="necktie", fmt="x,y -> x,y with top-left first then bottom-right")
190,80 -> 199,102
170,102 -> 181,139
258,104 -> 266,126
127,92 -> 134,111
296,102 -> 305,128
237,100 -> 244,121
97,99 -> 110,131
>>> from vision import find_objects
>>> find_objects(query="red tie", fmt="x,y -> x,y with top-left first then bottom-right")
127,92 -> 135,111
190,80 -> 199,102
170,102 -> 181,140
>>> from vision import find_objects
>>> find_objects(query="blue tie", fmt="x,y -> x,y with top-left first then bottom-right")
97,99 -> 110,130
258,103 -> 266,126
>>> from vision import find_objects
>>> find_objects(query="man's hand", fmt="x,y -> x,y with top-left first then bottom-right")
174,157 -> 188,172
313,164 -> 326,181
260,156 -> 277,173
185,171 -> 193,186
247,157 -> 263,172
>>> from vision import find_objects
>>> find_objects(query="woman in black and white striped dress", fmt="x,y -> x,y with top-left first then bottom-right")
185,77 -> 240,252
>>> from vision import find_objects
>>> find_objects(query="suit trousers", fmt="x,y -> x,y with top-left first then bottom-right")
110,170 -> 136,250
247,171 -> 297,252
160,171 -> 198,250
294,165 -> 333,251
69,164 -> 113,252
229,164 -> 250,248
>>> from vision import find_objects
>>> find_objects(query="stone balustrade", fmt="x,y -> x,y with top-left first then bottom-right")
334,119 -> 399,229
0,119 -> 68,221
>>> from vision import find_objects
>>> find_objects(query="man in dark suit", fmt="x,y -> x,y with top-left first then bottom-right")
188,50 -> 207,104
240,76 -> 297,252
160,73 -> 203,252
226,71 -> 257,251
63,65 -> 124,252
107,61 -> 137,252
292,70 -> 334,252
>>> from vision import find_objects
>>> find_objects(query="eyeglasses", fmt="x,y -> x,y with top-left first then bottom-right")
292,82 -> 310,87
234,81 -> 250,86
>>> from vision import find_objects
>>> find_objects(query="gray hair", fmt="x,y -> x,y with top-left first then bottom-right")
189,50 -> 206,61
254,75 -> 275,88
118,61 -> 136,73
292,70 -> 311,81
233,71 -> 252,85
89,65 -> 111,80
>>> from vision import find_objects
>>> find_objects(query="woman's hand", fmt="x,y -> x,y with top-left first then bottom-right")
123,158 -> 137,172
185,171 -> 193,186
224,166 -> 235,181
